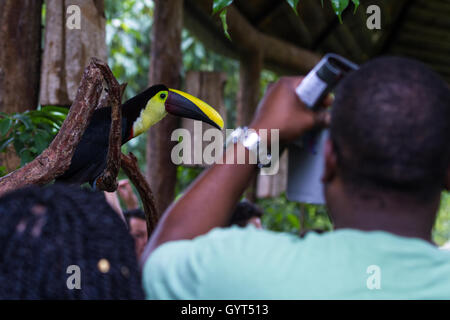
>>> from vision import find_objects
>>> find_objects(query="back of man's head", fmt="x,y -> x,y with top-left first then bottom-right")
330,56 -> 450,200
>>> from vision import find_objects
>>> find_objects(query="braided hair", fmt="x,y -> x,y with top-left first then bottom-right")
0,184 -> 144,299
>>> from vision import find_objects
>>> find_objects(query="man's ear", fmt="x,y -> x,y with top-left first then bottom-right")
322,138 -> 337,183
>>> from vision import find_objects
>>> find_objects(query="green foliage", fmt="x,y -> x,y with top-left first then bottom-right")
331,0 -> 360,22
219,9 -> 231,40
213,0 -> 361,35
0,106 -> 68,168
434,192 -> 450,246
105,0 -> 154,100
257,195 -> 333,234
175,166 -> 204,199
0,166 -> 6,177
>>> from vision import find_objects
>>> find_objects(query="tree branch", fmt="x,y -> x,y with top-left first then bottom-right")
93,58 -> 125,192
121,152 -> 159,237
0,60 -> 103,196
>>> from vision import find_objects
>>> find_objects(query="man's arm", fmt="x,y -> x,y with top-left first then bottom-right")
142,77 -> 330,264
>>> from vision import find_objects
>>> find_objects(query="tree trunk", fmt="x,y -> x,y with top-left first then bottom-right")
39,0 -> 107,106
146,0 -> 183,214
0,0 -> 43,171
236,52 -> 263,126
0,0 -> 42,113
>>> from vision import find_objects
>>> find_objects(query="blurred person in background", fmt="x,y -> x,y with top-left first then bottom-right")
124,209 -> 148,258
228,200 -> 263,229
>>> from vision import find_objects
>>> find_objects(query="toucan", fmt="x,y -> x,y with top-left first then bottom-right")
56,84 -> 224,186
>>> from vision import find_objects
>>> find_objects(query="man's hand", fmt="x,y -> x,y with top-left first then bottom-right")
250,77 -> 331,144
117,179 -> 139,210
104,191 -> 126,224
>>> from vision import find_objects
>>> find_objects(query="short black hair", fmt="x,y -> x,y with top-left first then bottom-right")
0,184 -> 144,299
331,56 -> 450,198
228,201 -> 263,227
124,208 -> 146,226
124,209 -> 146,221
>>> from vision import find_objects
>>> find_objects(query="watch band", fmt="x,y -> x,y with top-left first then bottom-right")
226,127 -> 272,168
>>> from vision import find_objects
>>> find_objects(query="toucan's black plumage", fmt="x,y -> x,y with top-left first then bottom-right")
56,84 -> 223,186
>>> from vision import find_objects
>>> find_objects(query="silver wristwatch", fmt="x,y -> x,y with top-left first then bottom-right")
225,127 -> 271,168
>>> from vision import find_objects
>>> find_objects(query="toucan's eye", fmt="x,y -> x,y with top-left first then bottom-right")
160,93 -> 166,99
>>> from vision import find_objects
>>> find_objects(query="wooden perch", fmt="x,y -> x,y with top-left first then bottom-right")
92,58 -> 125,192
0,60 -> 104,196
121,152 -> 159,236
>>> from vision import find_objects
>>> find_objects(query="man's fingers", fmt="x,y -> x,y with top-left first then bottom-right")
118,179 -> 129,187
323,93 -> 334,107
314,111 -> 331,128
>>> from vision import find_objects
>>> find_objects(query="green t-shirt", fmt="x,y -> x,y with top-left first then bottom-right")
143,226 -> 450,299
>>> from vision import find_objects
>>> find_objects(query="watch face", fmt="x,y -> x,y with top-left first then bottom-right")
243,131 -> 259,150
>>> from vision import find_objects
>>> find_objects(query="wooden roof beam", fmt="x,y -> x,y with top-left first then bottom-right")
390,45 -> 450,66
402,22 -> 450,43
396,33 -> 450,54
226,5 -> 321,74
415,0 -> 450,15
183,1 -> 320,74
408,5 -> 450,29
298,0 -> 348,57
257,3 -> 313,49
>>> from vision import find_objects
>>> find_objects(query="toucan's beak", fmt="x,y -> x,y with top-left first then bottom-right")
165,89 -> 224,130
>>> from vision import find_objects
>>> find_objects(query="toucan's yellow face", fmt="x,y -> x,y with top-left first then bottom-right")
131,87 -> 224,139
132,90 -> 169,137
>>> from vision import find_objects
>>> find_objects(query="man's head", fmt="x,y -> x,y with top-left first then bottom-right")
323,56 -> 450,236
124,209 -> 148,258
228,201 -> 263,228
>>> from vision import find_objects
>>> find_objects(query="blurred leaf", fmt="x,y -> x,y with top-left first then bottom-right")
19,149 -> 34,166
352,0 -> 360,13
35,131 -> 51,153
0,118 -> 12,136
12,114 -> 32,130
331,0 -> 349,23
40,105 -> 69,115
212,0 -> 233,14
0,166 -> 6,177
0,137 -> 14,152
286,0 -> 300,15
220,9 -> 231,40
13,139 -> 24,156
